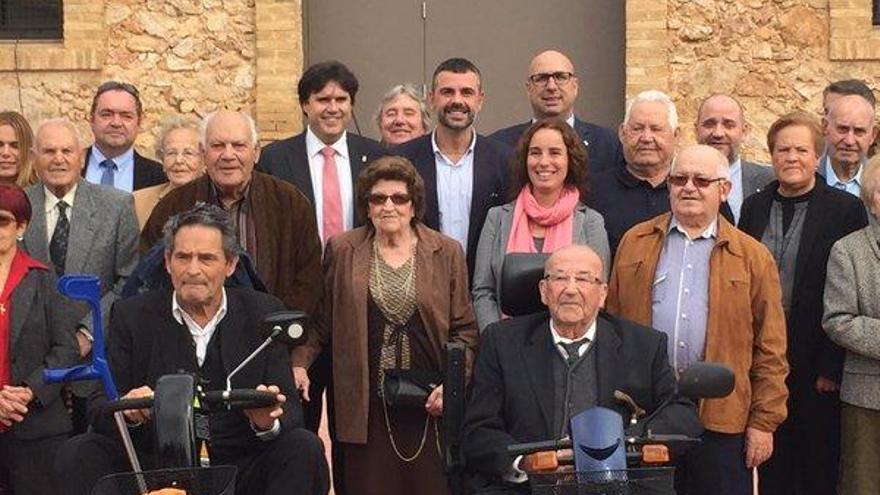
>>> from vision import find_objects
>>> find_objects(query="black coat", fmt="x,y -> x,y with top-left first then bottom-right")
393,133 -> 509,278
257,131 -> 386,228
489,117 -> 625,174
739,179 -> 868,388
82,147 -> 167,191
461,312 -> 702,493
96,288 -> 302,461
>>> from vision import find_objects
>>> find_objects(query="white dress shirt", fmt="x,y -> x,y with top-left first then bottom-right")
171,288 -> 229,366
43,183 -> 78,243
305,127 -> 354,241
432,130 -> 476,251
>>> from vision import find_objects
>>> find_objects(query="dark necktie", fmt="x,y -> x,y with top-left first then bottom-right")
49,201 -> 70,275
560,338 -> 589,367
99,159 -> 117,187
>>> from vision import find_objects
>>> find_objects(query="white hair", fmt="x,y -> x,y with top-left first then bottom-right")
33,118 -> 84,149
670,144 -> 730,179
623,90 -> 679,130
155,115 -> 202,158
200,110 -> 259,148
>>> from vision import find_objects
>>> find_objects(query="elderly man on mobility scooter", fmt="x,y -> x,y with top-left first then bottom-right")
53,204 -> 329,495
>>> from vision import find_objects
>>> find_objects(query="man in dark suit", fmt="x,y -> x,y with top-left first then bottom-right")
695,94 -> 774,224
395,57 -> 508,277
489,50 -> 624,173
54,204 -> 329,495
259,61 -> 385,245
462,245 -> 701,494
82,81 -> 167,192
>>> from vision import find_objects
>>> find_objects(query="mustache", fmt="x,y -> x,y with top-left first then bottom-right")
442,102 -> 471,115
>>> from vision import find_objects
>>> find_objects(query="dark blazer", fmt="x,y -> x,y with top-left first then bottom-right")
82,146 -> 167,191
489,117 -> 625,173
257,131 -> 386,227
739,179 -> 868,386
100,288 -> 301,460
23,180 -> 140,333
741,160 -> 774,198
462,311 -> 702,493
141,173 -> 323,317
6,259 -> 79,440
393,133 -> 508,277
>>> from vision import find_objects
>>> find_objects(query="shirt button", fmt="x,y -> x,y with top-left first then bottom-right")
686,264 -> 693,269
679,341 -> 686,348
681,313 -> 688,319
684,288 -> 690,295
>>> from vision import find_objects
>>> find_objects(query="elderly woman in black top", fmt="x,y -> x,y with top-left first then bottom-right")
739,112 -> 868,495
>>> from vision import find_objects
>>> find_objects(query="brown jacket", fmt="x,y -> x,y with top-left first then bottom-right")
606,213 -> 788,434
140,172 -> 323,316
291,224 -> 479,443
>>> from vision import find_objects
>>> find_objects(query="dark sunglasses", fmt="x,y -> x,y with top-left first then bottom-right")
368,193 -> 412,206
0,215 -> 17,227
667,174 -> 726,188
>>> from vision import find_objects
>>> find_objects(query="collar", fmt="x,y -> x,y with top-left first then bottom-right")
729,157 -> 742,174
668,216 -> 718,240
91,145 -> 135,171
44,181 -> 79,212
823,155 -> 863,187
209,178 -> 251,205
431,128 -> 477,164
532,114 -> 576,129
171,287 -> 228,326
549,317 -> 597,345
305,127 -> 349,160
616,165 -> 668,190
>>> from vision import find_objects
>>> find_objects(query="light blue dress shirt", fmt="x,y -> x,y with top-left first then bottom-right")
432,130 -> 476,251
727,158 -> 744,224
652,219 -> 716,374
85,146 -> 136,192
821,154 -> 863,197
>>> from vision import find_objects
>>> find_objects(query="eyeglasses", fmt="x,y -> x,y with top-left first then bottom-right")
368,193 -> 412,206
667,174 -> 726,188
528,71 -> 575,87
0,215 -> 17,227
543,273 -> 604,288
163,149 -> 200,161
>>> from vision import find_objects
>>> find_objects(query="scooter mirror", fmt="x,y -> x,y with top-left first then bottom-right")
678,362 -> 735,399
261,310 -> 309,347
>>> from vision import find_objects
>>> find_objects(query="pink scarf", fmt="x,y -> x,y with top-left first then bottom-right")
505,185 -> 579,254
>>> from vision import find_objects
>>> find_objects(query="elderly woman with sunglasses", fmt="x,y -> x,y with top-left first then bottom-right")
291,156 -> 478,495
472,119 -> 610,331
739,111 -> 868,495
0,185 -> 78,495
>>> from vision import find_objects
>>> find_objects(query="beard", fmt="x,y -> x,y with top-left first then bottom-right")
438,102 -> 476,130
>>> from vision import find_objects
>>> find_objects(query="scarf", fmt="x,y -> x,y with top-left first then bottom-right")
506,185 -> 579,254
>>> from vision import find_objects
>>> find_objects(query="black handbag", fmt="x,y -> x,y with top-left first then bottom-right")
382,369 -> 441,408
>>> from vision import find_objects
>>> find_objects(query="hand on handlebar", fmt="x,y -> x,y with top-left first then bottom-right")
244,384 -> 285,431
425,385 -> 443,417
122,386 -> 153,425
519,448 -> 575,474
292,367 -> 310,402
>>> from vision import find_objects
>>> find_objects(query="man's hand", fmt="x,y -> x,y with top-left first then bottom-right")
292,367 -> 310,402
815,376 -> 840,393
243,384 -> 285,431
121,386 -> 153,425
75,331 -> 92,358
425,385 -> 443,417
519,448 -> 574,474
744,426 -> 773,468
0,386 -> 33,426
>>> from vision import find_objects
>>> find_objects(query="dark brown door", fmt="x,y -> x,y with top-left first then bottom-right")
304,0 -> 624,139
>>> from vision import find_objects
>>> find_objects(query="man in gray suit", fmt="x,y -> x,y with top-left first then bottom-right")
23,119 -> 139,358
695,94 -> 774,224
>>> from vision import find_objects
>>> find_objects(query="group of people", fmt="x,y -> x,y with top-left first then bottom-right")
0,47 -> 877,495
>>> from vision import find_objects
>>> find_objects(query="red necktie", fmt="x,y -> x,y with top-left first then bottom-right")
321,146 -> 344,244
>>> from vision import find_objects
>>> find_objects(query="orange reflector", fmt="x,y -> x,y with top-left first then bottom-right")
530,451 -> 560,472
642,444 -> 670,463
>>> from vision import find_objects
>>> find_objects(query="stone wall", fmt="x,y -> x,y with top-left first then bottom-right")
628,0 -> 880,162
0,0 -> 302,158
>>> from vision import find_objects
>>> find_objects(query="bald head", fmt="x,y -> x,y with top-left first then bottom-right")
526,50 -> 579,119
545,244 -> 605,280
695,94 -> 749,163
540,244 -> 607,336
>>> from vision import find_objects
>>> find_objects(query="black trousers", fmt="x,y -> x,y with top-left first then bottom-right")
674,430 -> 751,495
303,350 -> 347,494
0,432 -> 67,495
54,428 -> 329,495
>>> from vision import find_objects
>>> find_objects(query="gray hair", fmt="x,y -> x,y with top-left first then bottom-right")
33,118 -> 84,149
670,144 -> 731,179
373,83 -> 431,131
623,90 -> 679,130
155,115 -> 202,158
162,203 -> 240,260
200,110 -> 259,148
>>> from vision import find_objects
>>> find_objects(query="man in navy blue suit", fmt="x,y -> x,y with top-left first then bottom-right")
394,57 -> 508,279
489,50 -> 624,173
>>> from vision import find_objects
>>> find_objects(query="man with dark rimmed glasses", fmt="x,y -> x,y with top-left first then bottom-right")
607,144 -> 788,495
489,50 -> 624,174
